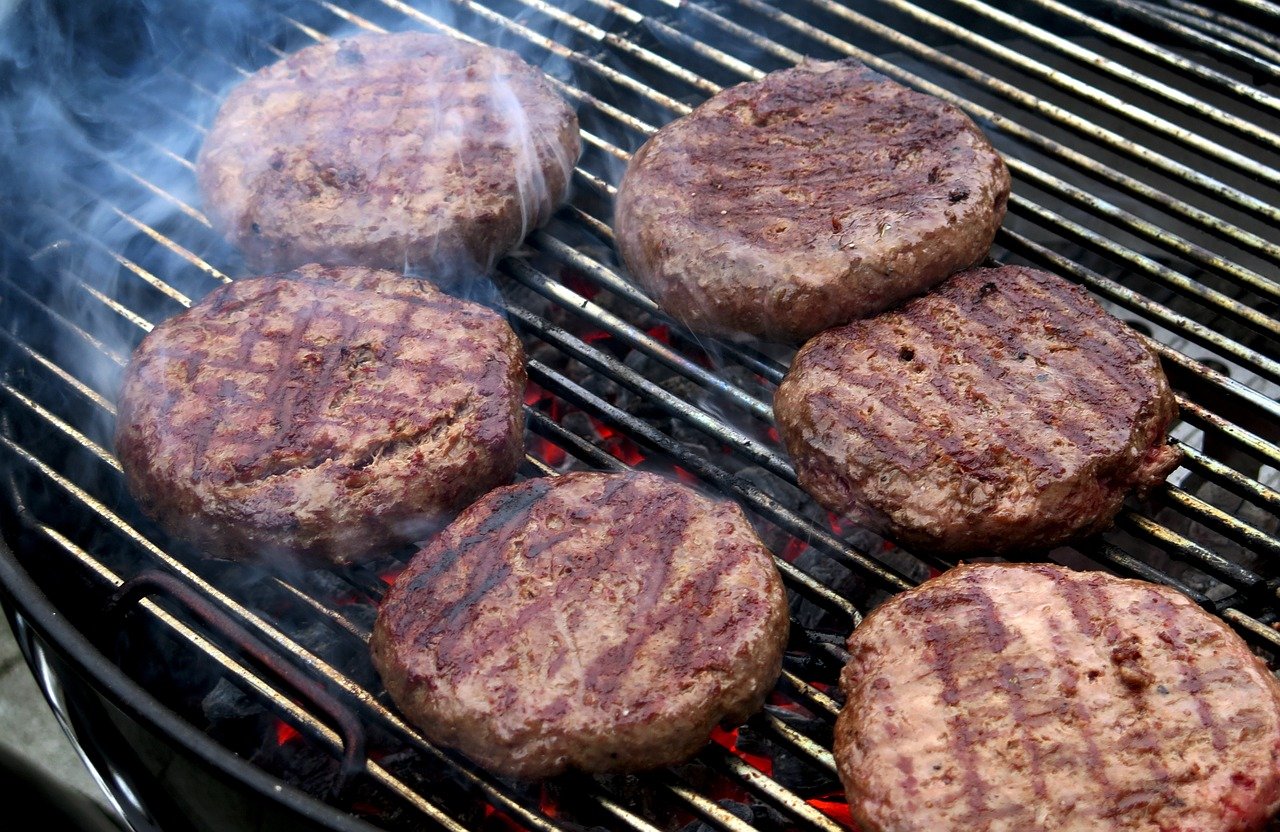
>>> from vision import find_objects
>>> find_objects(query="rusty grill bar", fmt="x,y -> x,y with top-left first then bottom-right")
2,0 -> 1279,830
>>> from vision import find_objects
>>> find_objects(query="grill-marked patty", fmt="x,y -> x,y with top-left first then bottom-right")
370,471 -> 790,778
197,32 -> 580,277
614,59 -> 1009,341
115,265 -> 525,567
836,562 -> 1280,832
774,265 -> 1180,555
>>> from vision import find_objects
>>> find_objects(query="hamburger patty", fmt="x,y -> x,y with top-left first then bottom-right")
115,265 -> 525,567
774,265 -> 1181,556
614,59 -> 1009,341
197,32 -> 580,277
836,562 -> 1280,832
370,471 -> 789,778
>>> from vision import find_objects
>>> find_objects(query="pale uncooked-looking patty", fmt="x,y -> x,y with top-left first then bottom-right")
370,471 -> 790,778
197,32 -> 580,277
115,264 -> 526,567
615,59 -> 1010,341
774,265 -> 1181,556
836,562 -> 1280,832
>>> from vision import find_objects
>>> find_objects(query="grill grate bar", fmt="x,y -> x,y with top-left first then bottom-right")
708,747 -> 843,832
1149,1 -> 1280,62
34,204 -> 197,308
0,382 -> 120,473
865,0 -> 1280,175
1116,509 -> 1264,590
1024,0 -> 1280,111
1156,485 -> 1280,562
0,327 -> 116,415
1181,0 -> 1280,47
504,258 -> 778,425
1176,397 -> 1280,471
1007,193 -> 1280,353
755,711 -> 840,778
1223,609 -> 1280,651
1176,441 -> 1280,514
1003,157 -> 1280,307
941,0 -> 1280,127
1100,0 -> 1280,76
528,230 -> 787,384
650,776 -> 759,832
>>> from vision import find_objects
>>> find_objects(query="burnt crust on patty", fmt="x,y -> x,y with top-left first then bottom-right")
836,562 -> 1280,832
774,265 -> 1181,556
114,264 -> 526,567
614,59 -> 1010,341
370,471 -> 790,778
197,32 -> 581,278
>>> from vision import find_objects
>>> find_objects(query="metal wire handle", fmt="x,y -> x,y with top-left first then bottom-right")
104,570 -> 367,797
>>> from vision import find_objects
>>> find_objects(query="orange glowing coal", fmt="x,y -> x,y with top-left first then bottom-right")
274,719 -> 301,746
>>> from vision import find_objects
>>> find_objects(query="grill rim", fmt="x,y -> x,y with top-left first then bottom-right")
0,536 -> 388,832
2,0 -> 1280,829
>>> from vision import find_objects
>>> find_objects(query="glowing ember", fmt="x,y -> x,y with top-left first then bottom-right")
672,465 -> 699,485
275,719 -> 301,746
538,784 -> 558,819
645,323 -> 671,344
766,691 -> 809,714
482,803 -> 526,832
606,437 -> 645,466
710,725 -> 773,776
807,793 -> 857,829
564,271 -> 600,301
590,415 -> 646,466
782,536 -> 808,562
379,564 -> 405,586
536,435 -> 568,467
524,382 -> 549,407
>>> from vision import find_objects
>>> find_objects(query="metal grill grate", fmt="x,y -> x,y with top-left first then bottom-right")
2,1 -> 1279,830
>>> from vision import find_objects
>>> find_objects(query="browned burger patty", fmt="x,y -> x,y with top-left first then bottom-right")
774,265 -> 1181,556
197,32 -> 580,277
370,471 -> 789,778
836,562 -> 1280,832
115,264 -> 525,567
614,59 -> 1010,341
